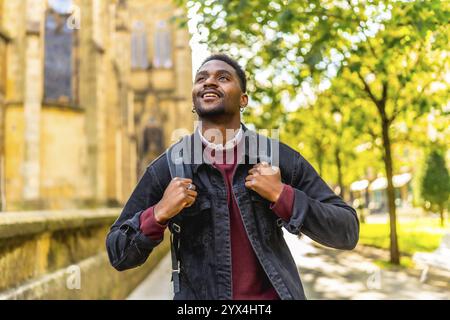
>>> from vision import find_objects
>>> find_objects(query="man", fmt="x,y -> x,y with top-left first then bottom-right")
106,54 -> 359,300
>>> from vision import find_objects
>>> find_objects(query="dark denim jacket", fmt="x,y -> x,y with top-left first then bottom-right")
106,124 -> 359,300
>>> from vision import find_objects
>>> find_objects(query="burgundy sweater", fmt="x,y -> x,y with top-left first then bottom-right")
140,145 -> 295,299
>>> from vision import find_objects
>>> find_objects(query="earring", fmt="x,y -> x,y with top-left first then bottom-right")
240,107 -> 245,113
192,106 -> 197,113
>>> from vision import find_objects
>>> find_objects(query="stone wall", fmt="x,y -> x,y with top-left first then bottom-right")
0,209 -> 170,299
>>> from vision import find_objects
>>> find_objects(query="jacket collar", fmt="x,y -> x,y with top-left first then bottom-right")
190,122 -> 269,174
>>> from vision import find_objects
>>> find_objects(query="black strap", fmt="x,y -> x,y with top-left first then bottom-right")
170,223 -> 199,299
166,135 -> 193,180
170,227 -> 181,294
260,135 -> 273,165
165,135 -> 193,296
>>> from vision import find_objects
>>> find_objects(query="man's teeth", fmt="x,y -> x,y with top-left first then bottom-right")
203,93 -> 219,98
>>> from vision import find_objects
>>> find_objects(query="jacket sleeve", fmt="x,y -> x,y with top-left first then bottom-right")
282,152 -> 359,250
106,163 -> 166,271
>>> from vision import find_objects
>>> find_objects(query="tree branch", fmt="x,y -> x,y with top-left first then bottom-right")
357,71 -> 381,110
389,45 -> 428,123
367,126 -> 378,140
390,77 -> 434,123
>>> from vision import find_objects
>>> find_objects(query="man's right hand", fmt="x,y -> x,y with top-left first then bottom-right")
154,177 -> 197,224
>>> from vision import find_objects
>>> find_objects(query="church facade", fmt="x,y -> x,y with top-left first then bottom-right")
0,0 -> 194,211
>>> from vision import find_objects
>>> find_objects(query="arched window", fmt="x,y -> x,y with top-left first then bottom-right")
131,21 -> 149,70
143,121 -> 164,155
153,20 -> 172,69
44,0 -> 79,105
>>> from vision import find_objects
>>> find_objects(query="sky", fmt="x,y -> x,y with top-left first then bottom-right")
187,5 -> 210,81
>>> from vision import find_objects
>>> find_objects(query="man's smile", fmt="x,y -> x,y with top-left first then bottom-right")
199,89 -> 223,103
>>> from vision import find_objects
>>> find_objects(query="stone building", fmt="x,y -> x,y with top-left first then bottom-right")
0,0 -> 194,211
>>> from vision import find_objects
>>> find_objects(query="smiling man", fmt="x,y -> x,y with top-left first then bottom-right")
106,54 -> 359,300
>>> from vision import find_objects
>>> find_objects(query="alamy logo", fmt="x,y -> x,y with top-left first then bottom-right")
66,265 -> 81,290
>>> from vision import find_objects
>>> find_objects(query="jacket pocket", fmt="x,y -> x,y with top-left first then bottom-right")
182,192 -> 212,216
180,193 -> 214,259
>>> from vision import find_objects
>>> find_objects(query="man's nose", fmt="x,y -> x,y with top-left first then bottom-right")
203,75 -> 218,87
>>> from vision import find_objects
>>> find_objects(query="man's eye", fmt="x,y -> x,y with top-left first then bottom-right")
196,77 -> 204,82
218,76 -> 228,81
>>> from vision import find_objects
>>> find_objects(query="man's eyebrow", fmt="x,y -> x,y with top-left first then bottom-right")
195,69 -> 234,77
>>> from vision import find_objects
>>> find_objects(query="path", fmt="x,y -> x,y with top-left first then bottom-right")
127,231 -> 449,300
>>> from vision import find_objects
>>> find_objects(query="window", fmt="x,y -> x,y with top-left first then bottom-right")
143,123 -> 164,154
44,0 -> 79,105
153,20 -> 172,69
131,21 -> 149,70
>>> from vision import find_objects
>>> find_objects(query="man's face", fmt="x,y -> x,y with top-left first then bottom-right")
192,60 -> 247,117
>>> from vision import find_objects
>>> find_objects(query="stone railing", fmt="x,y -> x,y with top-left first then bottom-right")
0,209 -> 169,299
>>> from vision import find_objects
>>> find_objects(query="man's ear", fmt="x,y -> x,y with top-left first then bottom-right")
240,93 -> 248,108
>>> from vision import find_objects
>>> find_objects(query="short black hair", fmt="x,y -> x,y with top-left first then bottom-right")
198,54 -> 247,92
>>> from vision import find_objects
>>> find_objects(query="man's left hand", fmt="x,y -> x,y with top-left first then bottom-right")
245,162 -> 284,203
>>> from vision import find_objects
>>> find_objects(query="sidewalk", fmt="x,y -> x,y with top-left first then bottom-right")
127,253 -> 173,300
284,232 -> 449,299
127,231 -> 450,300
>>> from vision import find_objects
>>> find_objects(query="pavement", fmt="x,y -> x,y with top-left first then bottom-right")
127,253 -> 173,300
127,230 -> 450,300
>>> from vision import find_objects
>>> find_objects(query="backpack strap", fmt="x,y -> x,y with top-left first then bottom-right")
258,134 -> 273,165
164,134 -> 194,295
166,135 -> 193,180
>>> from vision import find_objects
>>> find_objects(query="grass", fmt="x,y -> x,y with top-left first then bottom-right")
358,217 -> 449,269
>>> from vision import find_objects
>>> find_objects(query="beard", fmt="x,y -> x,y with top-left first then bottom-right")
194,99 -> 227,117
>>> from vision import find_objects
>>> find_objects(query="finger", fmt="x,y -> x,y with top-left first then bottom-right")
245,175 -> 258,182
184,195 -> 196,207
248,168 -> 261,175
186,190 -> 198,197
259,165 -> 278,175
253,162 -> 263,169
260,161 -> 270,167
245,180 -> 255,189
186,183 -> 196,191
173,177 -> 192,183
175,180 -> 194,189
185,201 -> 194,208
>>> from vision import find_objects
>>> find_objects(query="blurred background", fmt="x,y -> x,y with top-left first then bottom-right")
0,0 -> 448,300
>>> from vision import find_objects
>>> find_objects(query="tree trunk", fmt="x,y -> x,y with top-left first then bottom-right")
381,119 -> 400,265
439,206 -> 445,227
359,208 -> 366,224
314,142 -> 324,176
335,147 -> 345,200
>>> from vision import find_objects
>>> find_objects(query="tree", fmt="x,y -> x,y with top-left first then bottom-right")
282,88 -> 367,201
420,149 -> 450,227
177,0 -> 450,264
334,1 -> 449,264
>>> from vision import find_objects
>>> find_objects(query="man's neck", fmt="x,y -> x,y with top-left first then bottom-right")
199,117 -> 241,146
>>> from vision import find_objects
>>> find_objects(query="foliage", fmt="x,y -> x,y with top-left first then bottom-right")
359,218 -> 448,256
176,0 -> 450,263
420,148 -> 450,225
